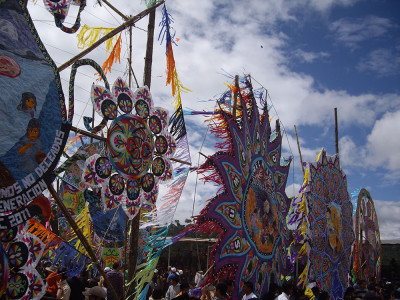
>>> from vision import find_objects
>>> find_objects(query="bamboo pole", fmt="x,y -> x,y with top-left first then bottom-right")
232,75 -> 239,119
71,126 -> 106,142
142,8 -> 156,88
127,6 -> 157,299
57,1 -> 164,72
47,184 -> 120,300
294,125 -> 305,175
129,26 -> 132,89
334,107 -> 339,154
170,157 -> 191,166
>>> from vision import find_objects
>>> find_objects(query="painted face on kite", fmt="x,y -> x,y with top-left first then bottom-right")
326,203 -> 343,258
26,97 -> 36,110
27,127 -> 39,140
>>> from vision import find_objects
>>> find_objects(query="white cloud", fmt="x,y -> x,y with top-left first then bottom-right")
293,49 -> 330,63
330,16 -> 395,48
374,200 -> 400,240
357,48 -> 400,77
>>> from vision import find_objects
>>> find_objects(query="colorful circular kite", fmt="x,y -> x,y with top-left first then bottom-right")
82,78 -> 176,218
288,150 -> 354,300
353,188 -> 381,282
195,76 -> 292,298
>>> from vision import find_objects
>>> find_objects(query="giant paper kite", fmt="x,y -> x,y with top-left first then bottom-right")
288,150 -> 355,299
193,75 -> 292,298
352,188 -> 381,282
81,78 -> 176,219
0,0 -> 70,229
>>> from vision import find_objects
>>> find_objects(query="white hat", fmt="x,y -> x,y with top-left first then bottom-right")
171,267 -> 176,272
154,269 -> 158,273
104,267 -> 112,273
83,286 -> 107,298
179,270 -> 183,275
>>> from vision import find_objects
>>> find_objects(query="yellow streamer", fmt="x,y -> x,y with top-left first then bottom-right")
68,205 -> 92,255
77,24 -> 117,52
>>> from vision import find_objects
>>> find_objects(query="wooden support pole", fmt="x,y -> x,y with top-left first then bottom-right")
142,8 -> 156,88
71,126 -> 106,142
334,107 -> 339,154
129,26 -> 133,88
199,152 -> 209,159
170,157 -> 191,166
57,1 -> 164,72
294,125 -> 305,175
127,7 -> 157,299
232,75 -> 239,119
127,58 -> 140,88
47,184 -> 120,300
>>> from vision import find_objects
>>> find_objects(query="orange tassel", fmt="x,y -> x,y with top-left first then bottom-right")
101,33 -> 122,75
166,42 -> 176,94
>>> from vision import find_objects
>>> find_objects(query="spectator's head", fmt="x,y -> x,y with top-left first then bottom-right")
224,279 -> 234,294
171,267 -> 176,272
243,281 -> 254,295
171,275 -> 179,286
112,262 -> 120,270
318,291 -> 330,300
83,286 -> 107,300
367,283 -> 376,291
216,283 -> 228,298
60,269 -> 68,280
359,280 -> 367,289
281,282 -> 294,295
311,286 -> 320,297
344,286 -> 354,297
180,282 -> 190,294
152,288 -> 164,300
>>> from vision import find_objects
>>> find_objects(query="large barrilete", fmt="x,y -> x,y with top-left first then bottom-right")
288,150 -> 355,300
81,78 -> 176,219
194,75 -> 291,298
352,188 -> 381,283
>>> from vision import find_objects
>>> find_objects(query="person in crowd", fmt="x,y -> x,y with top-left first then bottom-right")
105,262 -> 124,300
46,265 -> 61,297
214,283 -> 228,300
355,280 -> 368,299
277,282 -> 293,300
242,281 -> 257,300
344,286 -> 355,300
57,270 -> 71,300
364,284 -> 382,300
195,271 -> 204,287
318,291 -> 330,300
165,275 -> 181,300
261,283 -> 280,300
174,282 -> 190,300
151,288 -> 165,300
83,286 -> 107,300
224,280 -> 234,300
67,272 -> 86,300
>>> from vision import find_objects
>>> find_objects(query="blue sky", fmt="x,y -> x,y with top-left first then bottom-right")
27,0 -> 400,239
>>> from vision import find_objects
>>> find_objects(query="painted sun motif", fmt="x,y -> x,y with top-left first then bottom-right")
353,188 -> 381,282
82,78 -> 176,218
288,150 -> 354,300
196,76 -> 291,298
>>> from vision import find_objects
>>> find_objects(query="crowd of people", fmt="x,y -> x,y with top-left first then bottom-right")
37,261 -> 400,300
39,261 -> 124,300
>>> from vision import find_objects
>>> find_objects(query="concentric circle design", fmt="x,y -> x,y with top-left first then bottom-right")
107,114 -> 154,179
117,93 -> 133,113
0,227 -> 17,243
101,99 -> 118,120
7,242 -> 28,269
95,156 -> 112,179
149,115 -> 162,134
7,273 -> 28,299
141,173 -> 155,193
135,99 -> 150,119
152,157 -> 166,177
154,135 -> 168,155
109,174 -> 125,195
